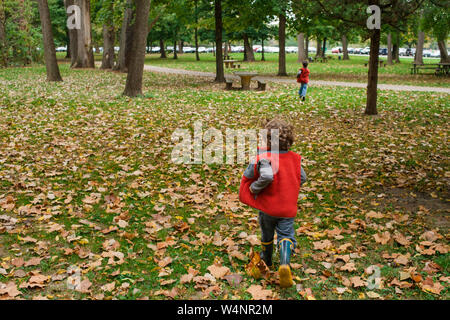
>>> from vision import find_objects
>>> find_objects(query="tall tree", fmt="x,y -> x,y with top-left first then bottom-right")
312,0 -> 425,115
64,0 -> 78,66
99,0 -> 115,69
422,0 -> 450,63
37,0 -> 63,81
123,0 -> 152,97
277,2 -> 288,76
115,0 -> 134,72
0,2 -> 6,67
297,33 -> 305,62
214,0 -> 225,82
73,0 -> 94,68
387,32 -> 393,65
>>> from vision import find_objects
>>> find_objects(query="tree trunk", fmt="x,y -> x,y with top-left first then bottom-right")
438,40 -> 449,63
243,33 -> 255,62
115,0 -> 134,72
73,0 -> 94,68
194,0 -> 199,61
278,13 -> 287,76
297,33 -> 305,63
101,24 -> 115,69
37,0 -> 63,81
261,38 -> 265,61
224,40 -> 228,57
414,31 -> 424,65
195,27 -> 200,61
365,28 -> 381,115
305,34 -> 309,59
214,0 -> 225,82
342,34 -> 349,60
0,2 -> 7,67
160,38 -> 166,58
316,38 -> 321,57
64,0 -> 78,67
387,33 -> 393,65
123,0 -> 152,97
173,39 -> 178,59
394,32 -> 400,63
178,40 -> 183,54
322,37 -> 326,58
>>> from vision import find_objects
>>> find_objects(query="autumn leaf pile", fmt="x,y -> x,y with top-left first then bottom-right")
0,64 -> 448,300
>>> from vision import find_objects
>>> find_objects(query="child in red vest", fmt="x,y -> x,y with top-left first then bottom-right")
239,119 -> 307,288
296,61 -> 310,101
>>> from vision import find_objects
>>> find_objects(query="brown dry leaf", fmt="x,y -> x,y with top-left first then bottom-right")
207,263 -> 230,279
24,257 -> 42,267
158,257 -> 173,268
350,276 -> 366,288
366,211 -> 384,219
78,279 -> 92,293
245,249 -> 270,280
373,231 -> 391,245
393,232 -> 410,247
246,284 -> 273,300
420,231 -> 439,242
0,282 -> 21,298
340,262 -> 357,272
313,240 -> 333,250
421,277 -> 444,295
223,274 -> 243,287
394,254 -> 409,265
101,282 -> 115,292
11,257 -> 25,268
422,261 -> 441,274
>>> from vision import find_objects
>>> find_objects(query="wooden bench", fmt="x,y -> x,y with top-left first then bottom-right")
411,64 -> 441,75
225,79 -> 233,90
257,79 -> 266,91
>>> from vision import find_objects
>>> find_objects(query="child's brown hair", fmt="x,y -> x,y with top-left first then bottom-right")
264,119 -> 294,151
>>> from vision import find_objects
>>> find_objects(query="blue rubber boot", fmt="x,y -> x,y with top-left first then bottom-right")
260,240 -> 273,268
278,239 -> 294,288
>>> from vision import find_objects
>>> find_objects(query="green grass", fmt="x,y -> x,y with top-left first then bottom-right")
0,64 -> 448,300
139,52 -> 450,87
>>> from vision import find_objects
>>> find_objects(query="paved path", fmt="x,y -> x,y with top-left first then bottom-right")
143,65 -> 450,94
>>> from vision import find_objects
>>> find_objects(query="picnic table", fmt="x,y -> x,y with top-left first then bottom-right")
224,59 -> 239,68
234,71 -> 258,90
411,62 -> 450,75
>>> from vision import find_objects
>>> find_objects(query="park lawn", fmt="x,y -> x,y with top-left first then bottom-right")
0,64 -> 449,300
143,52 -> 450,88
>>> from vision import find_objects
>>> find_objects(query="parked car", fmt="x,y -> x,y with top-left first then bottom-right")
308,47 -> 317,53
331,47 -> 342,53
56,46 -> 67,52
353,48 -> 361,54
430,50 -> 440,58
399,48 -> 407,56
347,47 -> 355,54
379,48 -> 387,55
423,49 -> 432,57
286,46 -> 298,53
182,47 -> 196,53
360,47 -> 370,54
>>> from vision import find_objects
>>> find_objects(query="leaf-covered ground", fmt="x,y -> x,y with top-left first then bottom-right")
0,64 -> 448,300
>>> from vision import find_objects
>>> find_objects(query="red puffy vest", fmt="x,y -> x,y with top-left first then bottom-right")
239,151 -> 301,218
297,67 -> 310,84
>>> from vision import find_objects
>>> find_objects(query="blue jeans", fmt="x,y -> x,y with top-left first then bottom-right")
259,211 -> 297,249
299,83 -> 308,97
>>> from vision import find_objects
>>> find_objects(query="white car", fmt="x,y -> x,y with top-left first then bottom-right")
360,47 -> 370,54
430,50 -> 440,58
308,47 -> 316,53
399,48 -> 407,56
